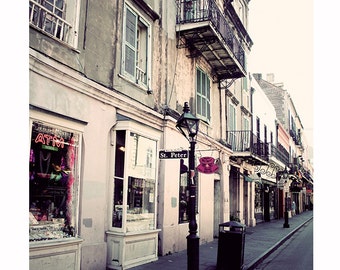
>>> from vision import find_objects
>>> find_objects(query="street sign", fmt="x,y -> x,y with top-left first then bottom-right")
159,150 -> 188,159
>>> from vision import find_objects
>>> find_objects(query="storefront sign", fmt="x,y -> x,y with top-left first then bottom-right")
159,150 -> 188,159
34,132 -> 65,148
254,162 -> 283,179
197,156 -> 219,174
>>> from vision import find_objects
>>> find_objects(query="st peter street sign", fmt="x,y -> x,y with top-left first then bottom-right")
159,150 -> 188,159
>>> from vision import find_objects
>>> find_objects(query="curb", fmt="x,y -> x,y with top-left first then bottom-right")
243,216 -> 313,270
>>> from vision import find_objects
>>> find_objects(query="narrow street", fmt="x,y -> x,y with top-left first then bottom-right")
254,219 -> 313,270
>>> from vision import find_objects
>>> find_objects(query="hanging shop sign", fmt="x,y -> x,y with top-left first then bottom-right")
159,150 -> 188,159
196,156 -> 219,174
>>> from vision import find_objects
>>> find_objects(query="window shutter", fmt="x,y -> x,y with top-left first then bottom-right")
124,8 -> 137,77
229,103 -> 236,130
207,78 -> 210,120
196,70 -> 202,115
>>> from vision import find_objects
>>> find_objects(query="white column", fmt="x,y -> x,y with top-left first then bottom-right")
248,182 -> 256,227
239,169 -> 245,224
221,155 -> 230,222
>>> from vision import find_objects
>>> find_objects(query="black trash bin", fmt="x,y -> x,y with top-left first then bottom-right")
216,221 -> 246,270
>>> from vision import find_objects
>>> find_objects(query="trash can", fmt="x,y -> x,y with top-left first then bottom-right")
216,221 -> 246,270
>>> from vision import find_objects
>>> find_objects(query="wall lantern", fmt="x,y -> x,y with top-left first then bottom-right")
282,167 -> 289,180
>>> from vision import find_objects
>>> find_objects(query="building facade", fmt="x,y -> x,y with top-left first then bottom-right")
29,0 -> 164,269
253,73 -> 314,221
250,75 -> 285,223
29,1 -> 312,269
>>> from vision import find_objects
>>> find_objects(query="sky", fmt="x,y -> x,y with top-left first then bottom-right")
247,0 -> 314,149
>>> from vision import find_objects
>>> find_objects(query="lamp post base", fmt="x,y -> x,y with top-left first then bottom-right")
187,234 -> 199,270
283,211 -> 290,228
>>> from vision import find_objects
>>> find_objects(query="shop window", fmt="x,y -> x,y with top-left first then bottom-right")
29,0 -> 80,47
254,183 -> 263,214
112,130 -> 126,228
179,159 -> 189,223
269,189 -> 275,211
112,130 -> 157,232
29,121 -> 80,241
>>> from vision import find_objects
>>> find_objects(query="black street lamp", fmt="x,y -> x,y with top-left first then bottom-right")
176,102 -> 200,270
279,167 -> 290,228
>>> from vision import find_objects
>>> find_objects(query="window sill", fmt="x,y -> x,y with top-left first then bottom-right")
29,237 -> 83,248
29,25 -> 80,54
118,73 -> 150,93
106,229 -> 161,237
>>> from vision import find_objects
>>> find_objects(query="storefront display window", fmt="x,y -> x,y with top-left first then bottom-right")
112,130 -> 125,228
112,130 -> 157,232
269,188 -> 275,212
254,183 -> 263,213
29,121 -> 80,241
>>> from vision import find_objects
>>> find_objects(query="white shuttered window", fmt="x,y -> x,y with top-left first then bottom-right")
122,4 -> 150,89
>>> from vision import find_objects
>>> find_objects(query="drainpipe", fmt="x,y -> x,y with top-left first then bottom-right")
219,80 -> 223,139
250,87 -> 255,136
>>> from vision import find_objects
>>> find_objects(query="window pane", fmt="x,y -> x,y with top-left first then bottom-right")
29,121 -> 79,241
125,46 -> 135,76
128,133 -> 156,179
114,130 -> 126,178
112,177 -> 124,228
43,0 -> 53,12
126,133 -> 157,232
127,177 -> 155,232
137,21 -> 148,73
197,96 -> 202,115
202,75 -> 206,96
202,98 -> 206,116
112,130 -> 126,228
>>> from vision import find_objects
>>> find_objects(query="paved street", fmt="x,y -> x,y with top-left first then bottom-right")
130,210 -> 313,270
253,219 -> 313,269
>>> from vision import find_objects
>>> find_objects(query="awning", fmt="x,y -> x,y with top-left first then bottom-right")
243,173 -> 262,184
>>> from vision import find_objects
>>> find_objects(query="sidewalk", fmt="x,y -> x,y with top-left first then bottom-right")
130,210 -> 313,270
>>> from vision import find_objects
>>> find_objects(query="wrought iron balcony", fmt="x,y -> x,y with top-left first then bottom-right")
270,143 -> 289,166
226,130 -> 269,165
176,0 -> 253,80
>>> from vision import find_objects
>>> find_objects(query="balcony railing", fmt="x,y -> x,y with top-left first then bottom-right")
29,0 -> 71,44
135,66 -> 147,86
176,0 -> 252,79
226,130 -> 269,162
270,143 -> 289,165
